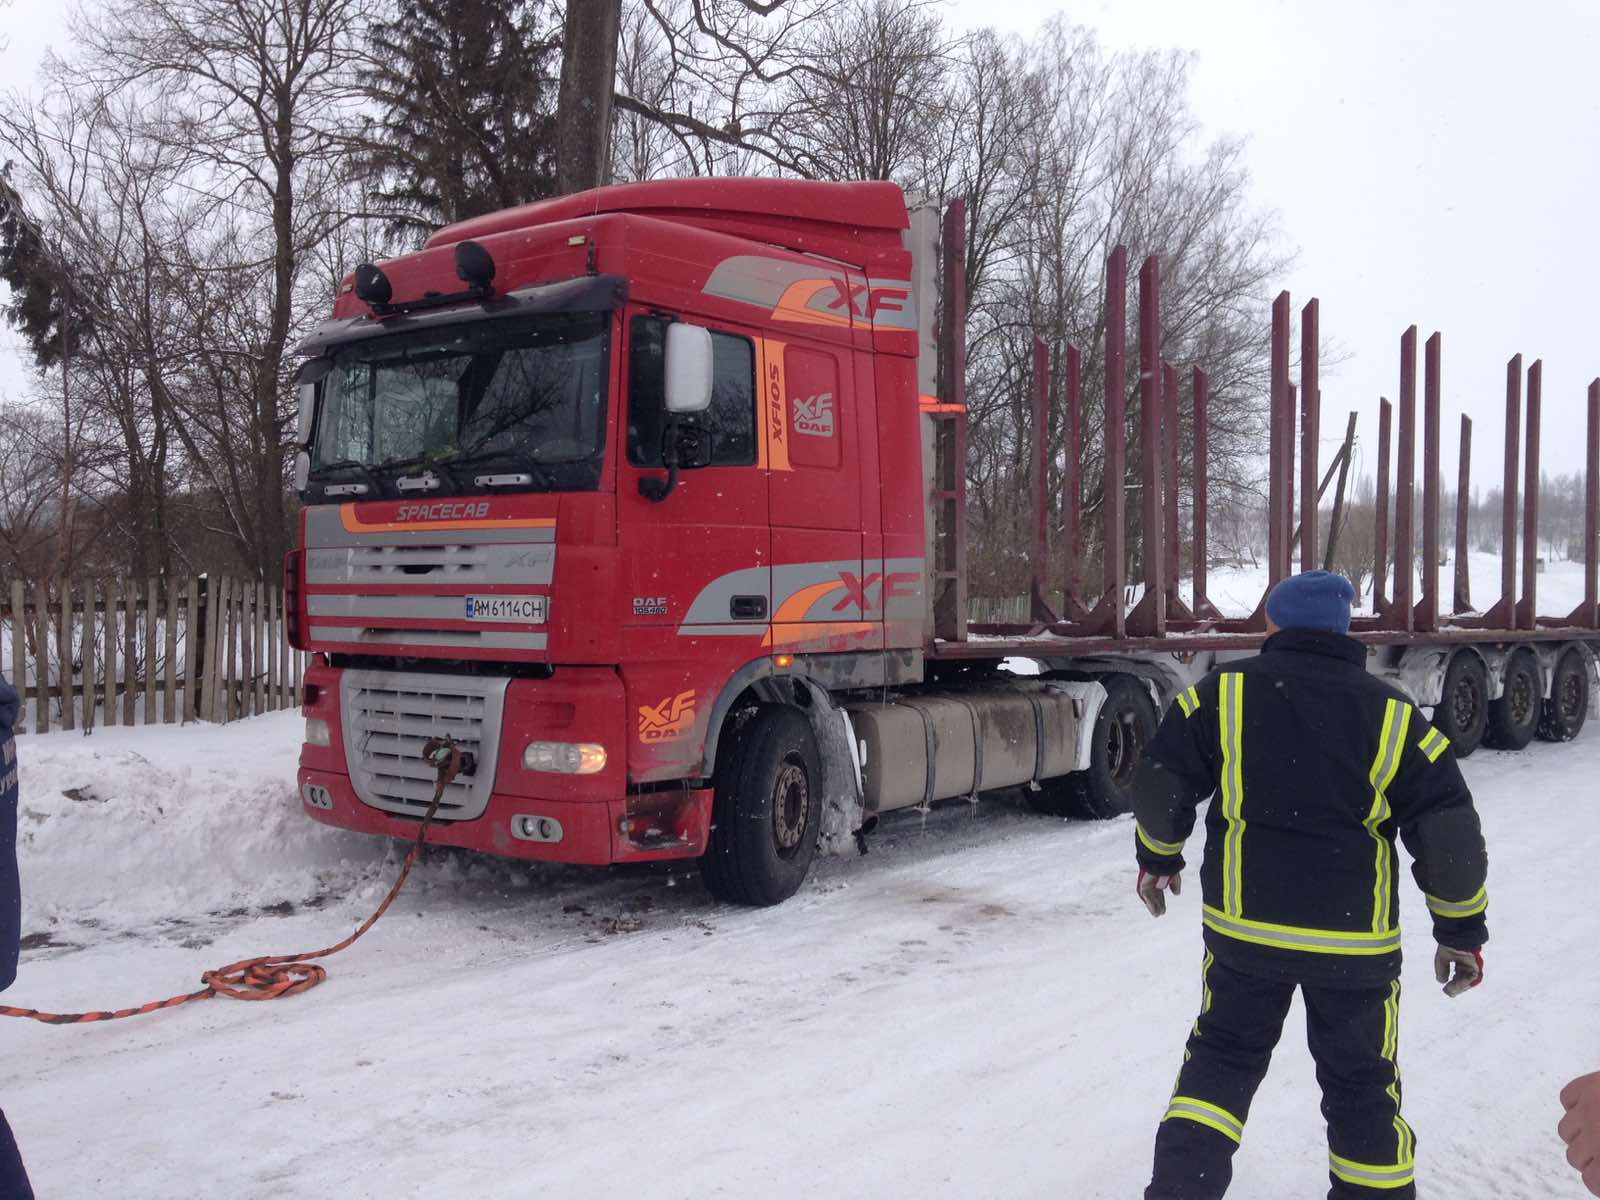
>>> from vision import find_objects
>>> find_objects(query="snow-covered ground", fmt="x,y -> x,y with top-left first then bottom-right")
1190,549 -> 1590,620
1,711 -> 1594,1198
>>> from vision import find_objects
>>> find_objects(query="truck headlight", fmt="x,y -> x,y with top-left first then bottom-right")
305,717 -> 331,747
523,741 -> 606,775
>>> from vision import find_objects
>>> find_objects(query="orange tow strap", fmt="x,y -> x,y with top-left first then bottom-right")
1,737 -> 464,1025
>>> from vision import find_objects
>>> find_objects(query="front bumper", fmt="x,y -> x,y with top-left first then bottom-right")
298,661 -> 711,865
297,767 -> 712,864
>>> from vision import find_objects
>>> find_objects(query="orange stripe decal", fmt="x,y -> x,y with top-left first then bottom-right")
340,505 -> 556,534
760,339 -> 792,473
773,580 -> 848,624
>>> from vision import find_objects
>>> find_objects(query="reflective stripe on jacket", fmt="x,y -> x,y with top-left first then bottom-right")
1132,628 -> 1489,986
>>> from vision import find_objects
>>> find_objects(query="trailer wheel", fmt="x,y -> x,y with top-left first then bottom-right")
701,706 -> 822,906
1484,650 -> 1541,751
1537,650 -> 1589,743
1037,676 -> 1157,820
1433,652 -> 1488,757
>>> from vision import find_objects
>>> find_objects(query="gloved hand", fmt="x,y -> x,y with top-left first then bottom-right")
1434,944 -> 1484,997
1137,869 -> 1181,917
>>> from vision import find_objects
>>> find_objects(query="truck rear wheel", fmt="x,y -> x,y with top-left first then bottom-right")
1537,649 -> 1589,743
1032,675 -> 1157,820
1484,650 -> 1540,751
701,706 -> 822,907
1433,652 -> 1488,757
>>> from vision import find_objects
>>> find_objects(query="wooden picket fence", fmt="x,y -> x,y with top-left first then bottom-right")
1,577 -> 306,735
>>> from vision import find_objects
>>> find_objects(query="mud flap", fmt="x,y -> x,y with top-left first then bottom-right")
794,679 -> 867,856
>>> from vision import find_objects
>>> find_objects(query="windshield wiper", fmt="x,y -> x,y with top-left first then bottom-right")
307,459 -> 381,495
377,452 -> 459,494
450,448 -> 556,489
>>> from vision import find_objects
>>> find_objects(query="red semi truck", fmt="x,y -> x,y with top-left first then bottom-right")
288,178 -> 1600,905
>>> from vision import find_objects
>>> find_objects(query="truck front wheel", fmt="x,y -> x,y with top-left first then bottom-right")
701,706 -> 822,906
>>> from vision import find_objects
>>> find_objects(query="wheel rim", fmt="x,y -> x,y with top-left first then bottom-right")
772,759 -> 809,857
1450,672 -> 1483,731
1559,669 -> 1586,723
1106,709 -> 1144,787
1509,668 -> 1536,727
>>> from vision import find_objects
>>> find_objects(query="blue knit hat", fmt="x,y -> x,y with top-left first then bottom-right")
1265,570 -> 1356,634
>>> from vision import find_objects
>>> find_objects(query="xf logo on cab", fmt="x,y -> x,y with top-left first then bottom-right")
639,690 -> 697,742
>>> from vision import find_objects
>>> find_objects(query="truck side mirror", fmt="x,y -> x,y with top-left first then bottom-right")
664,324 -> 713,415
294,358 -> 332,447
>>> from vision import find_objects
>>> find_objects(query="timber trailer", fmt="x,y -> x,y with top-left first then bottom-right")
287,178 -> 1600,906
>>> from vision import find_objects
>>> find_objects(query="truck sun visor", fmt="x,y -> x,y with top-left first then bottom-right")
294,272 -> 628,357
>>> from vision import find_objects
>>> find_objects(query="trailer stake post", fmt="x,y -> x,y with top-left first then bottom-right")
1581,380 -> 1600,627
1454,415 -> 1473,614
1128,255 -> 1166,636
931,199 -> 969,643
1517,360 -> 1542,630
1030,335 -> 1056,622
1374,398 -> 1392,615
1162,361 -> 1191,618
1415,331 -> 1441,632
1301,299 -> 1320,572
1481,356 -> 1522,628
1192,367 -> 1219,620
1268,292 -> 1290,587
1394,328 -> 1417,632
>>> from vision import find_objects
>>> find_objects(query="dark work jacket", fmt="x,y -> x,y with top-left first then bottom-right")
1132,629 -> 1489,988
0,677 -> 18,991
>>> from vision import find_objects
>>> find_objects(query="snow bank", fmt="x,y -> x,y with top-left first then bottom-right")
13,713 -> 383,932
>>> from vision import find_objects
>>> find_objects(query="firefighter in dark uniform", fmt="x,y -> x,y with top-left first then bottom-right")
0,675 -> 34,1198
1133,571 -> 1488,1200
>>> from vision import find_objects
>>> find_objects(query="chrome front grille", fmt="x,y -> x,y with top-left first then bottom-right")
307,542 -> 556,586
339,669 -> 508,821
348,544 -> 490,581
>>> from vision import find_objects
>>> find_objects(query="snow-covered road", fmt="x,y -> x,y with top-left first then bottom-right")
1,712 -> 1594,1198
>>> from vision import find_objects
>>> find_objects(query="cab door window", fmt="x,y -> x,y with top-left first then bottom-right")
626,315 -> 757,467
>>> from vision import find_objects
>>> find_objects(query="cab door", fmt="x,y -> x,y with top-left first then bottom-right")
617,308 -> 770,637
763,331 -> 870,653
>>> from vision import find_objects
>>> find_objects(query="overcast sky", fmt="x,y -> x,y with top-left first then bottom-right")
2,0 -> 1598,484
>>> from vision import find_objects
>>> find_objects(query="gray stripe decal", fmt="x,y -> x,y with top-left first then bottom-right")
310,624 -> 547,651
307,594 -> 546,622
1203,908 -> 1401,954
304,507 -> 557,548
1165,1101 -> 1242,1140
1425,892 -> 1486,918
1330,1155 -> 1413,1183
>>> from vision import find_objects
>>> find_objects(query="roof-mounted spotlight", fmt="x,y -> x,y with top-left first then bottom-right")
353,263 -> 392,308
455,240 -> 496,292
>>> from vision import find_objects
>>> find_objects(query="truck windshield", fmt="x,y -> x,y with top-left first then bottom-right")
308,311 -> 610,497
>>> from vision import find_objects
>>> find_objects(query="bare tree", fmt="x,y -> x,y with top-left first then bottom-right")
45,0 -> 366,579
611,0 -> 835,179
785,0 -> 956,183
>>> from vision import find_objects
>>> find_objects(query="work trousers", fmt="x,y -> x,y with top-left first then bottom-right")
0,1107 -> 31,1200
1145,952 -> 1416,1200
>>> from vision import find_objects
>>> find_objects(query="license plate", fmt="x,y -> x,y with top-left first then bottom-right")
463,595 -> 546,623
